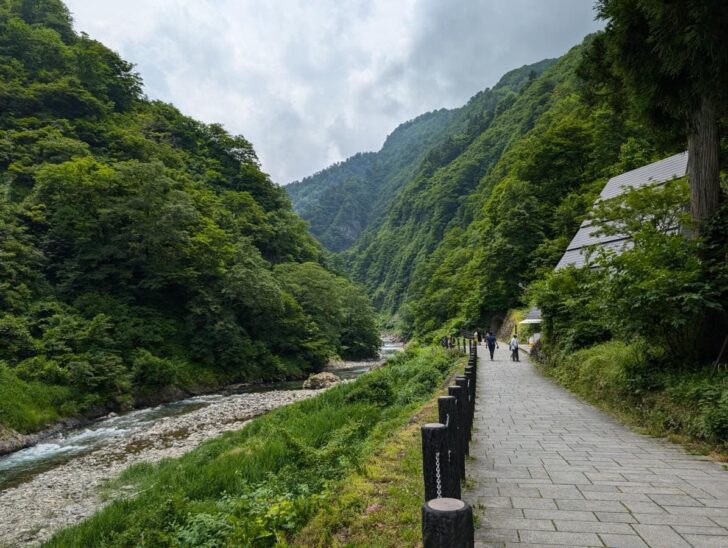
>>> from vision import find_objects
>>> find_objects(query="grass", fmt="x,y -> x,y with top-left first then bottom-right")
542,340 -> 728,459
46,345 -> 464,547
291,360 -> 466,547
0,364 -> 73,433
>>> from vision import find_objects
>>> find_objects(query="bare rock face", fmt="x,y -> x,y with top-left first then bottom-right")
302,372 -> 340,389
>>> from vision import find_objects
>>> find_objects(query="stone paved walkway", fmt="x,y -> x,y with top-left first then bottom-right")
464,344 -> 728,548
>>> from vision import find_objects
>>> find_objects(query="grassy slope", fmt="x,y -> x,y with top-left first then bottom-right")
46,346 -> 465,547
291,362 -> 464,547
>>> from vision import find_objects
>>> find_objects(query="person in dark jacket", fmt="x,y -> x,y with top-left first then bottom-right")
485,332 -> 498,360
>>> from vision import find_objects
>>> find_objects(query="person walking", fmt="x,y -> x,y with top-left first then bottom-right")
509,334 -> 520,362
485,331 -> 498,360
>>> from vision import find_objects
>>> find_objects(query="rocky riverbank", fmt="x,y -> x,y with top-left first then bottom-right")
0,389 -> 319,546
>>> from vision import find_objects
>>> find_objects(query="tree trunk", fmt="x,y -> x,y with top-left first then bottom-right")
687,95 -> 722,232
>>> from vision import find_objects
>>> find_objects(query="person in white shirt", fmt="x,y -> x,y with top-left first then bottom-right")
509,335 -> 520,362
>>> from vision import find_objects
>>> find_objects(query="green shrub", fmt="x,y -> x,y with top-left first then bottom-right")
704,394 -> 728,441
345,376 -> 394,407
131,349 -> 178,387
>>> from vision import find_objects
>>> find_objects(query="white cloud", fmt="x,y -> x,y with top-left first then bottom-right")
64,0 -> 602,184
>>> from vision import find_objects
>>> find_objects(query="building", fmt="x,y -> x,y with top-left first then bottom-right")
555,151 -> 688,269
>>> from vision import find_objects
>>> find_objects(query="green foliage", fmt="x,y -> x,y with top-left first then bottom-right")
0,0 -> 378,432
47,346 -> 461,547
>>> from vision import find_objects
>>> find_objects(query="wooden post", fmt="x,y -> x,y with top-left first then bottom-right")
438,396 -> 461,498
465,365 -> 476,399
421,423 -> 457,501
455,376 -> 471,447
422,498 -> 474,548
447,385 -> 466,479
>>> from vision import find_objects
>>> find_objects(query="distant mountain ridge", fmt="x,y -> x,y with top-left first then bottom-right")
286,58 -> 556,252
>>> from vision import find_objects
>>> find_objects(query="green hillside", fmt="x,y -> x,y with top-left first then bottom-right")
286,109 -> 456,252
286,59 -> 555,253
0,0 -> 379,433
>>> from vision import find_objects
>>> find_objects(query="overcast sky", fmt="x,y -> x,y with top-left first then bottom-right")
64,1 -> 603,184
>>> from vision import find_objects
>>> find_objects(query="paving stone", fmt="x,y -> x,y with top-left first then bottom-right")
485,508 -> 526,520
511,497 -> 557,510
482,518 -> 555,531
648,494 -> 703,507
524,509 -> 598,522
518,529 -> 603,546
479,528 -> 519,543
582,491 -> 650,502
680,534 -> 728,547
480,496 -> 514,508
556,499 -> 627,512
598,533 -> 649,547
595,512 -> 638,524
632,513 -> 717,526
631,524 -> 691,547
672,525 -> 728,535
621,501 -> 666,514
554,520 -> 634,534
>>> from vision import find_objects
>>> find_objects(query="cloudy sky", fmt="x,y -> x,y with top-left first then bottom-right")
64,1 -> 603,184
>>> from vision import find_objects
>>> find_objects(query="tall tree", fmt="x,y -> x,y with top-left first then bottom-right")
584,0 -> 727,230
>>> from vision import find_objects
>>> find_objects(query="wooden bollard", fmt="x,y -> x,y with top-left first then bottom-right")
437,396 -> 462,498
447,385 -> 466,479
422,498 -> 474,548
465,365 -> 476,399
455,375 -> 473,446
421,423 -> 457,501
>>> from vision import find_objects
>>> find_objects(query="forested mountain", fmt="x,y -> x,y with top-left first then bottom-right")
286,58 -> 555,253
286,109 -> 457,252
0,0 -> 379,433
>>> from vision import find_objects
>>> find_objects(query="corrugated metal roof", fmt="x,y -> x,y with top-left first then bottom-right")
599,152 -> 688,201
556,152 -> 687,270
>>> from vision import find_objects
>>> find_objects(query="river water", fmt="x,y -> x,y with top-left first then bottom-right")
0,340 -> 403,491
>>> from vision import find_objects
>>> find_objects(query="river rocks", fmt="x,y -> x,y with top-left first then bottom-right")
0,388 -> 321,546
302,371 -> 340,389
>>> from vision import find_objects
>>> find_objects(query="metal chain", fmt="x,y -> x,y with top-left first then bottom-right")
435,451 -> 442,498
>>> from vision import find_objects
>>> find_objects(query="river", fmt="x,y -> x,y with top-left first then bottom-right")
0,340 -> 402,546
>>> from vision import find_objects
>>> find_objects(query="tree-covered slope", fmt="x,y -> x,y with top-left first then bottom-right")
0,0 -> 379,433
286,108 -> 457,252
344,57 -> 565,314
335,39 -> 684,335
